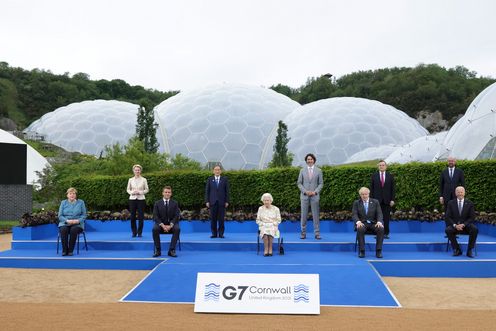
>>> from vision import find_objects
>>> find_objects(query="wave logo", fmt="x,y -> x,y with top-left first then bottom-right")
293,284 -> 310,303
204,283 -> 220,302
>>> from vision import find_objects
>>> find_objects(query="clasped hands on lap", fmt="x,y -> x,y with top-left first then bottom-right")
160,224 -> 172,232
65,219 -> 80,225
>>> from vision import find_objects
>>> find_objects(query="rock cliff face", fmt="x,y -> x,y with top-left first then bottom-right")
0,117 -> 17,131
416,110 -> 449,133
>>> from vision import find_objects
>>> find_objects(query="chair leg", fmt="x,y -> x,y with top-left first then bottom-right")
56,232 -> 60,254
257,235 -> 260,255
82,232 -> 88,251
77,233 -> 80,255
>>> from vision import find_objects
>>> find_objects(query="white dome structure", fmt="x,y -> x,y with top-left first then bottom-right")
154,83 -> 300,170
282,97 -> 428,166
0,129 -> 50,185
386,131 -> 447,164
345,145 -> 400,164
24,100 -> 141,156
436,82 -> 496,160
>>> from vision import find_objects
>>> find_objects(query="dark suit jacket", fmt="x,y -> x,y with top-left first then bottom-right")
439,167 -> 465,202
370,171 -> 395,204
205,176 -> 230,205
445,199 -> 475,227
352,198 -> 383,225
153,199 -> 180,226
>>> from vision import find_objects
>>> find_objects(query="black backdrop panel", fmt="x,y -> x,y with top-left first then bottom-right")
0,143 -> 27,184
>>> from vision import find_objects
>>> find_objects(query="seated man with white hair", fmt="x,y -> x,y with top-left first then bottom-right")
352,187 -> 384,258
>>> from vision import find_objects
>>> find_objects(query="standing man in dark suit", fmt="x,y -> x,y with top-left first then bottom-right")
370,160 -> 395,239
205,165 -> 230,238
440,157 -> 465,226
152,186 -> 181,258
445,186 -> 478,258
352,187 -> 384,258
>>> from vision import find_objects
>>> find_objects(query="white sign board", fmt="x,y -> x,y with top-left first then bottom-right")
194,273 -> 320,314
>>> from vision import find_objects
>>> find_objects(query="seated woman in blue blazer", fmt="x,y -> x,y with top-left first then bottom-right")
58,187 -> 86,256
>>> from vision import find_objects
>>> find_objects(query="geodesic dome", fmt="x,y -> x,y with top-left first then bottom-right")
386,131 -> 447,164
345,144 -> 400,164
282,97 -> 428,166
0,129 -> 50,185
435,82 -> 496,160
24,100 -> 140,156
154,83 -> 301,170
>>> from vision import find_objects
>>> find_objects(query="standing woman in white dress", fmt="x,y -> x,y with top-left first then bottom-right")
127,164 -> 149,237
256,193 -> 282,256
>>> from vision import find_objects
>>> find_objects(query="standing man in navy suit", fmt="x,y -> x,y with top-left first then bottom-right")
152,186 -> 180,258
205,165 -> 230,238
440,157 -> 465,226
370,160 -> 395,239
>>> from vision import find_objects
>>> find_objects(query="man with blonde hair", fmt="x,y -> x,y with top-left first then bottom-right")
352,187 -> 384,258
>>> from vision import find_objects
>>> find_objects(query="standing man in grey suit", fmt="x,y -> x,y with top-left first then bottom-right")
439,157 -> 465,226
205,165 -> 230,238
297,153 -> 323,240
352,187 -> 384,258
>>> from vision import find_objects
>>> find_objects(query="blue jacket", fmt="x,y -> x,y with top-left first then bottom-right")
58,199 -> 87,230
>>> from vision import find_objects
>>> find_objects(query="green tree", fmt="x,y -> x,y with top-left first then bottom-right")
269,120 -> 293,168
136,103 -> 159,153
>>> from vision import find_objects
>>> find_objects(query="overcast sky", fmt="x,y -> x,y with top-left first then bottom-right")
2,0 -> 495,91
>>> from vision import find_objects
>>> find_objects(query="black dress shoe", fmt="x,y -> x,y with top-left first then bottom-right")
132,233 -> 137,237
376,250 -> 383,258
168,250 -> 177,258
67,252 -> 73,256
62,252 -> 68,256
452,249 -> 462,256
219,235 -> 225,238
466,249 -> 475,258
153,251 -> 161,257
358,250 -> 365,258
137,234 -> 142,237
384,235 -> 390,239
315,235 -> 321,240
210,235 -> 217,238
263,253 -> 268,257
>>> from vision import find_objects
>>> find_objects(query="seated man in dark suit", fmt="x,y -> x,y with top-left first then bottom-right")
152,186 -> 181,258
352,187 -> 384,258
445,186 -> 478,258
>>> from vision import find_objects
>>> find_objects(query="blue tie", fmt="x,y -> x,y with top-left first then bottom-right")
216,177 -> 219,187
364,201 -> 368,214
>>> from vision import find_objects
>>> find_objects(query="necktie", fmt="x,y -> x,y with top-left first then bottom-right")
364,201 -> 368,214
216,177 -> 219,187
380,172 -> 385,187
308,168 -> 313,180
458,200 -> 463,215
450,168 -> 453,179
165,200 -> 169,220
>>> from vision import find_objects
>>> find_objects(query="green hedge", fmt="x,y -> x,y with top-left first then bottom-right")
66,160 -> 496,212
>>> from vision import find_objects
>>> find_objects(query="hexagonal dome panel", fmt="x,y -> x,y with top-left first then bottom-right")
386,131 -> 447,164
24,100 -> 140,156
280,97 -> 428,166
435,82 -> 496,160
154,83 -> 300,170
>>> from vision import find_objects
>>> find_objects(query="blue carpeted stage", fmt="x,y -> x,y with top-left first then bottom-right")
1,220 -> 496,307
